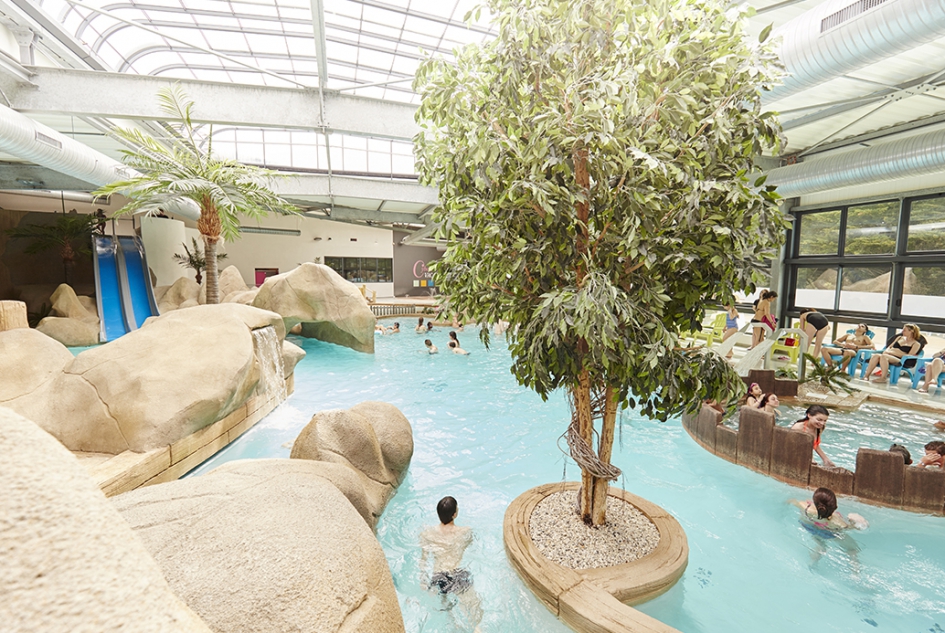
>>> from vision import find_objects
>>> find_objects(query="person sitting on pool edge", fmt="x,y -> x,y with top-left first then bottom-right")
791,487 -> 868,532
791,405 -> 836,469
424,339 -> 438,354
448,340 -> 469,355
420,496 -> 482,632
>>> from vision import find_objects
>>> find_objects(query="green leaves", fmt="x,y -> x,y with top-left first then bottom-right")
416,0 -> 786,421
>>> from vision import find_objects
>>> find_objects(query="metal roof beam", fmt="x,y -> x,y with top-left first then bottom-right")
0,67 -> 419,140
276,173 -> 438,205
328,206 -> 420,224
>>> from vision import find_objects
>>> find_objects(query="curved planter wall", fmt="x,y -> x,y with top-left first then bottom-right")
504,482 -> 688,633
682,405 -> 945,514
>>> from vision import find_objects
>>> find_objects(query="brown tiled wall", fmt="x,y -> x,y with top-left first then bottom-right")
680,404 -> 944,515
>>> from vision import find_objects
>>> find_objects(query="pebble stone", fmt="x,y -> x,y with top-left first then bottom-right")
528,491 -> 660,570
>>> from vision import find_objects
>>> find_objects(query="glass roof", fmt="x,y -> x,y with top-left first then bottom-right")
38,0 -> 495,103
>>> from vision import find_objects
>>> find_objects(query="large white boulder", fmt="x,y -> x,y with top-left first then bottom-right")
282,339 -> 305,376
290,401 -> 413,521
0,406 -> 212,633
253,263 -> 375,353
49,283 -> 98,324
199,265 -> 248,304
158,277 -> 200,313
36,315 -> 100,347
112,458 -> 405,633
0,328 -> 73,403
6,304 -> 286,454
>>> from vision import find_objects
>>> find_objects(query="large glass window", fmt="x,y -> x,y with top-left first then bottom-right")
324,256 -> 392,283
839,266 -> 891,313
844,201 -> 897,255
907,197 -> 945,252
902,266 -> 945,318
797,210 -> 841,255
794,267 -> 838,310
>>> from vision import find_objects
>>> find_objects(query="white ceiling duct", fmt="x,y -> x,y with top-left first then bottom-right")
766,128 -> 945,197
0,103 -> 200,221
765,0 -> 945,104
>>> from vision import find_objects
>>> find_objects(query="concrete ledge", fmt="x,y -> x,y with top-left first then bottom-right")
83,378 -> 291,497
682,404 -> 942,515
504,482 -> 687,632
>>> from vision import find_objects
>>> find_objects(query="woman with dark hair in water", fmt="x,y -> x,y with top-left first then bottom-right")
791,405 -> 835,468
791,487 -> 868,532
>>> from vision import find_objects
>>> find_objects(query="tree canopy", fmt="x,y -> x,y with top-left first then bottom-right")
415,0 -> 788,423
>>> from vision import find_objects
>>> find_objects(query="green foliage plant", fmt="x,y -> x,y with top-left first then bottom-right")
799,353 -> 856,396
415,0 -> 786,524
5,214 -> 97,285
94,85 -> 298,304
172,237 -> 227,286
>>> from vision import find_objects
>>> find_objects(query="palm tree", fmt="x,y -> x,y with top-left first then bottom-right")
6,214 -> 97,285
94,85 -> 298,303
172,236 -> 227,286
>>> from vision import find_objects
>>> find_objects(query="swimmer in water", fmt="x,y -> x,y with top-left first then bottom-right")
791,487 -> 868,532
448,340 -> 469,355
385,322 -> 400,334
415,317 -> 426,333
424,339 -> 438,354
420,496 -> 482,632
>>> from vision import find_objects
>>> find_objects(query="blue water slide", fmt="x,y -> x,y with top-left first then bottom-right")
92,236 -> 129,342
118,236 -> 159,328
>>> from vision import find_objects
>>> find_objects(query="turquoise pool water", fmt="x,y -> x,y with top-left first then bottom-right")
192,328 -> 945,633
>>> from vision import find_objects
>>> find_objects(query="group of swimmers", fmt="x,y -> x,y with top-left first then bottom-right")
413,318 -> 469,355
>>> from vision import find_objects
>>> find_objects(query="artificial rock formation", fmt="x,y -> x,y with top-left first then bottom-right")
157,276 -> 200,313
5,304 -> 287,454
290,401 -> 413,523
0,406 -> 212,633
36,315 -> 100,346
0,328 -> 73,404
253,263 -> 376,353
282,339 -> 305,377
223,287 -> 260,305
199,265 -> 248,304
49,283 -> 98,324
113,458 -> 405,633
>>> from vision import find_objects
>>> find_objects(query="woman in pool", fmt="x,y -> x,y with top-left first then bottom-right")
791,487 -> 868,532
822,323 -> 873,370
862,323 -> 921,383
415,317 -> 425,333
449,330 -> 460,348
798,308 -> 830,361
737,382 -> 764,409
756,393 -> 780,418
791,405 -> 835,469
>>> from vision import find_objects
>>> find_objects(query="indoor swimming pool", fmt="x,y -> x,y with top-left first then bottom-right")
192,327 -> 945,633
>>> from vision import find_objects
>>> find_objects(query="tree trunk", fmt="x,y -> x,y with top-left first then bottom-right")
573,370 -> 596,524
204,236 -> 219,304
61,243 -> 75,286
591,386 -> 618,525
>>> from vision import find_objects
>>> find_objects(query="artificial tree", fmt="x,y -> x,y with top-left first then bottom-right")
95,85 -> 297,304
6,214 -> 97,285
415,0 -> 787,525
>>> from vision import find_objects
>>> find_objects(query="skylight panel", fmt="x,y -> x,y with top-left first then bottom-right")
357,48 -> 396,70
361,4 -> 406,28
202,30 -> 251,51
408,0 -> 456,16
244,33 -> 289,56
278,6 -> 312,21
327,41 -> 360,64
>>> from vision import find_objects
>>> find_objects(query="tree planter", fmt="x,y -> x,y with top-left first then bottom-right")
504,482 -> 687,633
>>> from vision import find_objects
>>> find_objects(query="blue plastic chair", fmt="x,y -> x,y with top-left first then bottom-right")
888,351 -> 923,385
900,356 -> 945,390
856,332 -> 925,383
823,330 -> 875,376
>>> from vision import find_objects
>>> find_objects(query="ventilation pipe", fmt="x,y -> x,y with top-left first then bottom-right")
0,102 -> 199,220
765,0 -> 945,104
766,128 -> 945,197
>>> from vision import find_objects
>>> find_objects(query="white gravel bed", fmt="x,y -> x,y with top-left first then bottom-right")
528,491 -> 660,570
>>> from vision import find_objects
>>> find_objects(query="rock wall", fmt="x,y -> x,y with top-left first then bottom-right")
290,401 -> 414,526
3,304 -> 297,454
253,263 -> 376,353
0,406 -> 212,633
113,457 -> 406,633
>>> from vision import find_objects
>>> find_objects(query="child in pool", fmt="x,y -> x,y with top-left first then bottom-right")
916,441 -> 945,469
737,382 -> 763,409
791,487 -> 868,532
424,339 -> 438,354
